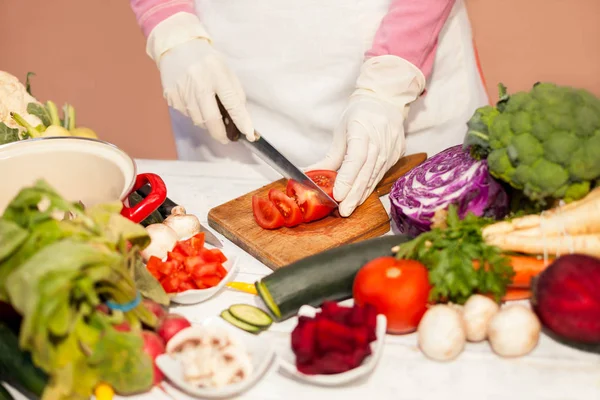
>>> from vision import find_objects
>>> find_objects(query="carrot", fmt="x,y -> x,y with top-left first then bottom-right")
485,233 -> 600,258
506,255 -> 552,288
473,255 -> 552,289
502,288 -> 533,302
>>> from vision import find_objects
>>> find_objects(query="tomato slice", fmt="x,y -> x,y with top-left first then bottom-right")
216,263 -> 228,278
188,233 -> 205,252
202,275 -> 222,288
157,260 -> 178,276
268,189 -> 303,227
167,251 -> 186,263
178,280 -> 198,292
252,196 -> 285,229
190,263 -> 220,279
173,241 -> 196,257
286,179 -> 335,222
160,275 -> 181,293
305,170 -> 337,198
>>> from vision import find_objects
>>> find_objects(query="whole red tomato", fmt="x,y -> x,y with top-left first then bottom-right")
353,257 -> 431,334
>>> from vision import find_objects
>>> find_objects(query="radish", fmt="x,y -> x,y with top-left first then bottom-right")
142,330 -> 166,385
142,299 -> 168,322
114,321 -> 131,332
158,314 -> 192,344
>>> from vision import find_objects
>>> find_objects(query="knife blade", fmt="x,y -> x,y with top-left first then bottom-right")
216,97 -> 339,209
135,185 -> 224,248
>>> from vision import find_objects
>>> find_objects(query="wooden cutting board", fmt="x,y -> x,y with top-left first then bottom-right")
207,153 -> 427,270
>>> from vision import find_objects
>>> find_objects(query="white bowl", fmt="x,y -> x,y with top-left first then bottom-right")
168,254 -> 239,305
156,316 -> 276,399
277,304 -> 387,387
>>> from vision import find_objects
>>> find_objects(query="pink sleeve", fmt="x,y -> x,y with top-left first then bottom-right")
129,0 -> 197,38
366,0 -> 455,79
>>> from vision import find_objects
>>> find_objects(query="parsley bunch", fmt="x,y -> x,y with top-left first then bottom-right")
395,204 -> 514,304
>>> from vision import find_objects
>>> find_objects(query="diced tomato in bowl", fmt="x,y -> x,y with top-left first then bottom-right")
145,232 -> 238,304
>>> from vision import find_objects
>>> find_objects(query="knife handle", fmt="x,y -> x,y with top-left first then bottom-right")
216,95 -> 242,142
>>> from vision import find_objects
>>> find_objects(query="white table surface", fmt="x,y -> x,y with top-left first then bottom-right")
4,158 -> 600,400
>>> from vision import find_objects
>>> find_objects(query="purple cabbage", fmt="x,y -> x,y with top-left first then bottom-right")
389,145 -> 509,236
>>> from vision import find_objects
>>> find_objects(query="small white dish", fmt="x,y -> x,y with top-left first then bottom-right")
277,305 -> 387,387
169,255 -> 239,305
156,316 -> 276,399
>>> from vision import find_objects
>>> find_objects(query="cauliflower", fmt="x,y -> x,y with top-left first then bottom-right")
464,82 -> 600,206
0,71 -> 43,135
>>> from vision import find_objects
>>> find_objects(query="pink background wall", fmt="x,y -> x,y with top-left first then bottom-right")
1,0 -> 598,160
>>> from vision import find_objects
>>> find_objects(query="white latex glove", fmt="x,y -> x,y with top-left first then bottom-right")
308,55 -> 426,217
146,12 -> 255,144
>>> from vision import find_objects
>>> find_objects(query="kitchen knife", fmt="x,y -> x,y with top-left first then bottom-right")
135,184 -> 224,248
216,96 -> 339,209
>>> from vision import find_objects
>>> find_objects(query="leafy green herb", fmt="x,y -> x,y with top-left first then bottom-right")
0,123 -> 20,145
395,204 -> 514,304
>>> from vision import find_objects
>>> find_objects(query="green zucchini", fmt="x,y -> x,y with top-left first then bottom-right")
220,310 -> 263,334
228,304 -> 272,328
0,323 -> 48,399
255,235 -> 413,321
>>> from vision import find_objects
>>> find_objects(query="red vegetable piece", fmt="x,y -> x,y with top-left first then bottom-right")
320,301 -> 353,325
187,233 -> 205,252
216,263 -> 228,278
167,251 -> 186,263
315,319 -> 357,353
190,263 -> 219,279
202,275 -> 222,288
312,352 -> 353,375
305,170 -> 337,198
173,241 -> 196,257
160,275 -> 180,293
286,179 -> 334,223
252,195 -> 285,229
291,316 -> 318,364
158,260 -> 178,276
268,189 -> 304,228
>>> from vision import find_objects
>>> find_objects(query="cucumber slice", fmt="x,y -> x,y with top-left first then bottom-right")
220,310 -> 263,334
229,304 -> 273,328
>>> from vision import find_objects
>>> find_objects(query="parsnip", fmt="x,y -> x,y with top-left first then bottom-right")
482,187 -> 600,238
485,233 -> 600,258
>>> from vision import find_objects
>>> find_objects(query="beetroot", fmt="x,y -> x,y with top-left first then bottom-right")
157,314 -> 192,344
291,317 -> 317,363
532,254 -> 600,343
290,302 -> 377,375
142,330 -> 166,385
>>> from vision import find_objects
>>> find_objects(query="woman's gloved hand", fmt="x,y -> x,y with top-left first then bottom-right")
146,12 -> 256,144
308,55 -> 426,217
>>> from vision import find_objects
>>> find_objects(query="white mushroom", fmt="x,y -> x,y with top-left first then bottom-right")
417,304 -> 466,362
487,304 -> 541,357
141,223 -> 179,261
163,206 -> 202,240
462,295 -> 500,342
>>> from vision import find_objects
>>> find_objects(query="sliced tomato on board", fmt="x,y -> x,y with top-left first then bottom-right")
252,195 -> 285,229
268,189 -> 304,227
305,170 -> 337,198
286,179 -> 335,223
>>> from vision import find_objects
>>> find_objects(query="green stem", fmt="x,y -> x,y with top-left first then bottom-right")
68,105 -> 76,130
46,101 -> 61,126
10,112 -> 42,138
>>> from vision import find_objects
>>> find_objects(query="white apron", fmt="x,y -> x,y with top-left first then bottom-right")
170,0 -> 489,168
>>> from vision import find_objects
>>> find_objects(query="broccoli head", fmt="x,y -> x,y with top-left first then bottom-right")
463,82 -> 600,206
